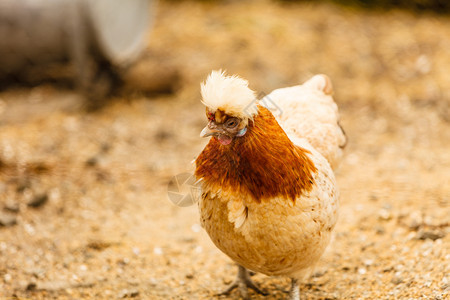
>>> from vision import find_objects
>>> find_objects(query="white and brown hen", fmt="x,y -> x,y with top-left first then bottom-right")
195,71 -> 346,299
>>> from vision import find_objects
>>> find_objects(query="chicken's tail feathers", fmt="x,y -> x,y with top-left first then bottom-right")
303,74 -> 334,96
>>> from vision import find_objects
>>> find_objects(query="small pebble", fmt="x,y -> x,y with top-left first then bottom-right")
363,259 -> 374,266
153,247 -> 163,255
38,280 -> 71,291
3,200 -> 20,213
24,223 -> 36,235
416,230 -> 445,241
407,231 -> 417,240
391,274 -> 403,285
24,268 -> 46,277
118,288 -> 139,298
375,225 -> 385,234
181,237 -> 195,243
407,217 -> 422,230
120,257 -> 130,265
27,192 -> 49,208
441,277 -> 449,290
382,266 -> 394,272
378,208 -> 392,221
0,212 -> 17,227
16,179 -> 31,193
191,223 -> 201,233
415,54 -> 431,74
127,279 -> 139,286
87,240 -> 113,251
79,264 -> 88,272
312,268 -> 327,277
85,156 -> 99,167
26,282 -> 37,291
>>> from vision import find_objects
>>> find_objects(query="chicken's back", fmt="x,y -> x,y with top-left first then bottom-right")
262,75 -> 346,169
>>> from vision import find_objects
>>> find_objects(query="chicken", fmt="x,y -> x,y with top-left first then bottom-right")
194,71 -> 346,299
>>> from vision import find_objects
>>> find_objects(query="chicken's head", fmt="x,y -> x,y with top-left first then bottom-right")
199,70 -> 258,145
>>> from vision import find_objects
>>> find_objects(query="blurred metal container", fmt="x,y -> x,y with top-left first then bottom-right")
0,0 -> 153,97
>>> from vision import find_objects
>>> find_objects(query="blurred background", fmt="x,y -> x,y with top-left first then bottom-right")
0,0 -> 449,299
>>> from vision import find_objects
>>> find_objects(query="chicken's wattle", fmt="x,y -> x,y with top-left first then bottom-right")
218,134 -> 232,145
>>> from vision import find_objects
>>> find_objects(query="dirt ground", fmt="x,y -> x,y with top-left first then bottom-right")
0,1 -> 449,299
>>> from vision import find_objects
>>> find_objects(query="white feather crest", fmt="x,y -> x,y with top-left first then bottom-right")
200,70 -> 258,119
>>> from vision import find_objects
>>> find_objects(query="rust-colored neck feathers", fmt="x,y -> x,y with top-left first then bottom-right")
195,106 -> 317,203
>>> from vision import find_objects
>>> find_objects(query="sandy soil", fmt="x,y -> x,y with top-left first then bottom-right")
0,1 -> 449,299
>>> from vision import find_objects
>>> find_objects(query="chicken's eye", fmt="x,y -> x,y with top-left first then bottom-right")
225,118 -> 239,128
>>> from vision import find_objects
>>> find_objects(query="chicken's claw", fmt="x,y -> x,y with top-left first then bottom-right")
217,265 -> 267,299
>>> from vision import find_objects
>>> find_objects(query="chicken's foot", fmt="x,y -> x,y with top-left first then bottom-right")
217,265 -> 267,299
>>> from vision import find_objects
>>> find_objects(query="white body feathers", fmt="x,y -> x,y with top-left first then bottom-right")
262,75 -> 346,169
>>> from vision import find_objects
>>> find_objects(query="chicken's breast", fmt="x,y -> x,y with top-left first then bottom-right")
199,146 -> 338,280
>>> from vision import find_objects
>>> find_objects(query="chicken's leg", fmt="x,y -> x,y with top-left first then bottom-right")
218,265 -> 267,299
290,278 -> 300,300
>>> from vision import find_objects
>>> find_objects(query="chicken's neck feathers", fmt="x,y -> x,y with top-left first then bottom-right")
195,106 -> 317,203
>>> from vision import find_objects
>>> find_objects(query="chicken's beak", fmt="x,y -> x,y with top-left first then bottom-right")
200,126 -> 220,138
